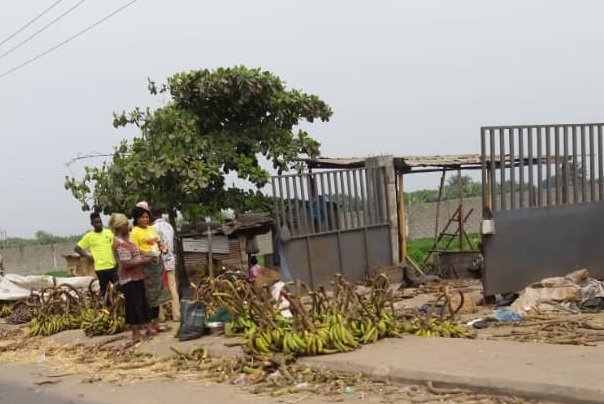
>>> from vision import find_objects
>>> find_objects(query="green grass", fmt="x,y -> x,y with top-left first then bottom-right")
44,270 -> 70,278
407,233 -> 480,265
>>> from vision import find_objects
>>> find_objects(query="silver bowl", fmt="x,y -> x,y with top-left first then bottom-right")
205,321 -> 225,334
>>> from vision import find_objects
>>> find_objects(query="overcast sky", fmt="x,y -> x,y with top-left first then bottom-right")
1,0 -> 604,238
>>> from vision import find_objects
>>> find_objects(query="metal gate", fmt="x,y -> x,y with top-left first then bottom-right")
271,167 -> 393,288
481,123 -> 604,294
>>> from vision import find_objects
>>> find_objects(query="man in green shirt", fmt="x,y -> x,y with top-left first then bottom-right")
75,212 -> 117,297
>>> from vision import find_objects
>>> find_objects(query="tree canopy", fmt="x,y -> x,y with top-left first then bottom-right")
65,66 -> 332,222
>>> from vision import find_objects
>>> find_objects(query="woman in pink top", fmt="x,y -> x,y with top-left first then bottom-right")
110,213 -> 154,343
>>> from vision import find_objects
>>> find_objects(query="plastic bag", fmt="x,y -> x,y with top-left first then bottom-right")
0,275 -> 31,300
493,306 -> 523,322
179,300 -> 206,341
279,225 -> 291,243
271,281 -> 292,318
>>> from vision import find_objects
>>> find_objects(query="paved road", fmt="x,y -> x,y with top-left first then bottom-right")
0,362 -> 410,404
0,362 -> 263,404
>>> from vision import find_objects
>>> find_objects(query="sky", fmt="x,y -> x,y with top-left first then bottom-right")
1,0 -> 604,238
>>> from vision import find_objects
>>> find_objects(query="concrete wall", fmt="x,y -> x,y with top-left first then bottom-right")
406,196 -> 482,240
1,241 -> 75,275
404,188 -> 581,240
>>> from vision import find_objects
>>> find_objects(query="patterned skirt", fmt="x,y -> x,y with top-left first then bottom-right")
142,254 -> 171,308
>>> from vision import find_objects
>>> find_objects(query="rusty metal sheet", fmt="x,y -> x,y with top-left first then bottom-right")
483,203 -> 604,295
182,236 -> 230,254
182,239 -> 244,273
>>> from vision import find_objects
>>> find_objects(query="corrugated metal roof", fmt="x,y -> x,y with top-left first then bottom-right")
297,157 -> 365,169
300,154 -> 541,171
178,216 -> 273,237
399,154 -> 482,167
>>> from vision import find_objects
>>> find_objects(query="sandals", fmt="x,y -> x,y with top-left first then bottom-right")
125,337 -> 147,348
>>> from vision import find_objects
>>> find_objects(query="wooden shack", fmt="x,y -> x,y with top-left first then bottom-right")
177,214 -> 273,277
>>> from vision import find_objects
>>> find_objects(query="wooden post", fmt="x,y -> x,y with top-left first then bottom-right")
434,169 -> 446,251
458,167 -> 464,251
207,225 -> 213,277
398,173 -> 407,263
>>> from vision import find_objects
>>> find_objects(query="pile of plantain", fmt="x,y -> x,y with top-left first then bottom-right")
197,273 -> 474,359
27,281 -> 126,337
29,284 -> 85,337
81,287 -> 126,338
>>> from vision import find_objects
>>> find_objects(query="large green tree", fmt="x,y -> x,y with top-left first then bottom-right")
65,66 -> 332,223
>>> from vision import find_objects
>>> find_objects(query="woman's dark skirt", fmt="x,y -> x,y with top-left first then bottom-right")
121,280 -> 149,325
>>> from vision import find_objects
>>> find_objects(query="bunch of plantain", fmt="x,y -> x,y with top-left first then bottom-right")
323,313 -> 358,352
80,307 -> 126,337
246,327 -> 336,357
29,312 -> 81,337
225,310 -> 255,336
399,317 -> 475,338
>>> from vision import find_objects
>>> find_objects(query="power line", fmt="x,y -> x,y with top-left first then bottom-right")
0,0 -> 88,61
0,0 -> 140,80
0,0 -> 67,48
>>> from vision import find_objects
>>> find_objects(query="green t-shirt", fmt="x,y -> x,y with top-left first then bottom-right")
77,229 -> 116,271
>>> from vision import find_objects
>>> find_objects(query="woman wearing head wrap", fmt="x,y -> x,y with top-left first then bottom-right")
130,202 -> 171,334
109,213 -> 151,343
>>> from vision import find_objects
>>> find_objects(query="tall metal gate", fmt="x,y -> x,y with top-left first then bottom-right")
481,123 -> 604,294
271,167 -> 393,288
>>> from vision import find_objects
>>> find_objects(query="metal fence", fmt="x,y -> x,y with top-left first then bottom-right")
270,166 -> 392,287
271,167 -> 389,237
480,123 -> 604,295
481,124 -> 604,213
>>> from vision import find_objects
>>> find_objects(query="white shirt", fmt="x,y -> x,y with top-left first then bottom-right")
153,218 -> 176,271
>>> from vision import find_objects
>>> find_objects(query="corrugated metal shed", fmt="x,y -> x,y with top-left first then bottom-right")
183,238 -> 244,274
177,215 -> 274,278
182,236 -> 230,254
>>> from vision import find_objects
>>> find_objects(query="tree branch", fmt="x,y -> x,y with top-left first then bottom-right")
64,152 -> 113,167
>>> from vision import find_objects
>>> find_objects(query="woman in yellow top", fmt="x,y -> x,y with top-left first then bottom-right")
131,202 -> 171,334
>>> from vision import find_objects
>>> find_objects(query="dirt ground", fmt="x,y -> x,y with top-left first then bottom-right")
0,325 -> 555,404
395,279 -> 604,347
2,277 -> 602,404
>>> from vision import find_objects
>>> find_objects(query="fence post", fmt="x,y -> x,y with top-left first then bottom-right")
365,155 -> 398,266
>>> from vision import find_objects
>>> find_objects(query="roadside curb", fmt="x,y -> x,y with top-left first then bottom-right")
298,337 -> 604,404
299,356 -> 604,404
